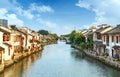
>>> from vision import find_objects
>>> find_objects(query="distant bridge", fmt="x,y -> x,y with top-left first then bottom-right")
59,36 -> 71,44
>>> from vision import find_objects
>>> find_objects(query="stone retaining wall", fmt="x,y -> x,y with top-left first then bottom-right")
0,41 -> 57,73
72,44 -> 120,71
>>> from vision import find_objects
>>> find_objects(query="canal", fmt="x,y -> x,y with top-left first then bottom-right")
0,41 -> 120,77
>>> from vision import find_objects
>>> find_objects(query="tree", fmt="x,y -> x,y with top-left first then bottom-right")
87,34 -> 93,50
50,34 -> 59,40
38,30 -> 49,35
73,32 -> 86,45
69,30 -> 76,44
80,42 -> 86,50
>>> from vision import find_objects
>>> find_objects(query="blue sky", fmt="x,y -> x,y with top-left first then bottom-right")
0,0 -> 120,35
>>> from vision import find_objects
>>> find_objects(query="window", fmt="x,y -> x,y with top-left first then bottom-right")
7,34 -> 10,41
20,38 -> 24,45
3,34 -> 7,41
104,36 -> 105,42
116,36 -> 118,43
97,33 -> 101,39
106,35 -> 109,46
119,34 -> 120,42
3,33 -> 10,41
112,35 -> 114,42
8,47 -> 10,55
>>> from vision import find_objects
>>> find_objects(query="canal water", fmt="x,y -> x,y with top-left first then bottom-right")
0,41 -> 120,77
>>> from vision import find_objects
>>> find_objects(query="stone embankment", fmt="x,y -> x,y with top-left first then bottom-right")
0,41 -> 57,73
72,44 -> 120,71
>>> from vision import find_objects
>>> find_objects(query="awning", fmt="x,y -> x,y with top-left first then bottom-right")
112,45 -> 120,49
94,41 -> 106,47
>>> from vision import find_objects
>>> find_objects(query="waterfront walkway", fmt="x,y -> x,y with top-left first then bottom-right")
73,45 -> 120,70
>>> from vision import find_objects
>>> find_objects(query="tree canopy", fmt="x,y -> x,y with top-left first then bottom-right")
38,30 -> 49,35
69,31 -> 86,49
69,30 -> 76,44
50,34 -> 59,40
69,30 -> 93,50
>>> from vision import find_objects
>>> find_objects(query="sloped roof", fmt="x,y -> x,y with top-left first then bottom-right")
86,31 -> 94,36
3,43 -> 12,47
107,26 -> 120,34
112,45 -> 120,49
17,29 -> 27,35
0,28 -> 10,34
28,33 -> 34,36
95,26 -> 111,33
0,46 -> 4,50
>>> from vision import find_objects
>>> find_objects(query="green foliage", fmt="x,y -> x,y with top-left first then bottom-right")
87,34 -> 93,50
50,34 -> 59,40
69,30 -> 76,43
69,30 -> 86,45
38,30 -> 49,35
69,30 -> 94,50
74,33 -> 86,45
69,30 -> 87,50
80,42 -> 86,50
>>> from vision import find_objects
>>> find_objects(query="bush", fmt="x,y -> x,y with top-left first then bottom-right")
80,42 -> 86,50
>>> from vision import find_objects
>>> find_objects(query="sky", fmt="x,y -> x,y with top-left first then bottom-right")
0,0 -> 120,35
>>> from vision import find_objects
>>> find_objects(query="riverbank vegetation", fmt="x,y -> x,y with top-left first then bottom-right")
37,29 -> 59,41
69,30 -> 87,50
64,30 -> 93,50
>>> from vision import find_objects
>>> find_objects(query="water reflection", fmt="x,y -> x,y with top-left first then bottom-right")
71,49 -> 120,77
71,49 -> 85,60
0,52 -> 42,77
0,42 -> 120,77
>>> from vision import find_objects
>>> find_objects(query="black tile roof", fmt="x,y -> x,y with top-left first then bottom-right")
3,43 -> 12,47
17,29 -> 27,35
95,26 -> 111,33
0,46 -> 4,50
0,28 -> 10,34
112,45 -> 120,49
87,31 -> 94,35
107,26 -> 120,34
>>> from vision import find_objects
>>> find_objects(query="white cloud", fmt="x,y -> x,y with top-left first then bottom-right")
0,8 -> 24,26
29,3 -> 54,13
15,7 -> 34,19
37,18 -> 73,35
0,8 -> 7,16
6,14 -> 24,26
76,0 -> 120,25
37,18 -> 57,28
36,18 -> 74,35
0,0 -> 34,19
63,25 -> 75,33
76,0 -> 91,10
15,3 -> 54,19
